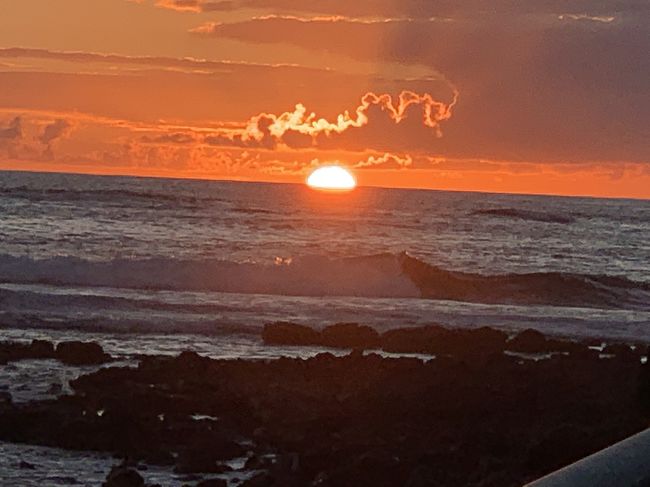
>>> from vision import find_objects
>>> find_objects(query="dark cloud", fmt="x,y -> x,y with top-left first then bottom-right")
193,12 -> 650,163
39,119 -> 72,145
156,0 -> 650,17
155,0 -> 236,11
141,132 -> 198,144
0,116 -> 22,142
0,47 -> 323,74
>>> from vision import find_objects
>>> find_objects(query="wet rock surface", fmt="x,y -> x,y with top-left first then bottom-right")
0,339 -> 112,366
0,340 -> 56,364
263,322 -> 606,358
0,330 -> 648,486
55,341 -> 113,366
102,463 -> 146,487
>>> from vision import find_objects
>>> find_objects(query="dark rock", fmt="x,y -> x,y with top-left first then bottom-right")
546,338 -> 585,354
603,343 -> 637,360
176,350 -> 209,370
1,337 -> 646,487
0,340 -> 55,363
381,325 -> 506,356
638,360 -> 650,413
321,323 -> 380,349
56,341 -> 111,365
196,480 -> 228,487
102,464 -> 145,487
241,473 -> 275,487
507,329 -> 549,353
526,425 -> 596,474
18,460 -> 36,469
508,329 -> 586,355
245,454 -> 275,470
29,339 -> 55,358
0,391 -> 11,404
380,325 -> 449,354
174,442 -> 245,473
262,322 -> 320,346
450,327 -> 507,356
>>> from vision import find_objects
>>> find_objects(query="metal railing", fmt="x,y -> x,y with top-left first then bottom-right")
525,427 -> 650,486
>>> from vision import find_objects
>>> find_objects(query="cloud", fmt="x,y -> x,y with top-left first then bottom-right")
2,110 -> 650,197
37,119 -> 74,160
558,13 -> 616,22
140,132 -> 199,144
0,47 -> 454,127
154,0 -> 236,12
203,90 -> 458,150
0,47 -> 316,73
354,152 -> 413,169
151,0 -> 650,18
0,117 -> 24,160
192,11 -> 650,163
0,117 -> 22,142
39,119 -> 72,145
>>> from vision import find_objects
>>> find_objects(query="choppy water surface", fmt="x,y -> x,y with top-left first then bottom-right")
0,170 -> 648,344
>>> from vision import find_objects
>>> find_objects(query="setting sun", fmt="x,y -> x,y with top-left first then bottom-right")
307,166 -> 357,191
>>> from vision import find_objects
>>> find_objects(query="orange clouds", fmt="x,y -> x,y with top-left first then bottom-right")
205,89 -> 459,149
2,0 -> 649,198
153,0 -> 235,12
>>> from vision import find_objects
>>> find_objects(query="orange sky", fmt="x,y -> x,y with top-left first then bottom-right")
0,0 -> 648,198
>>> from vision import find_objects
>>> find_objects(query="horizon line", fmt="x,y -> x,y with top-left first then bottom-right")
0,167 -> 647,202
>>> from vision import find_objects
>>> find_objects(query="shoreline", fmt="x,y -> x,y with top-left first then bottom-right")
1,326 -> 650,486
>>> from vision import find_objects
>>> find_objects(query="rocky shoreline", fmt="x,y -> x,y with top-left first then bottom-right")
1,325 -> 650,486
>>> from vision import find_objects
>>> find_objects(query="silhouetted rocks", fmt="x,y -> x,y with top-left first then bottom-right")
603,343 -> 638,361
30,339 -> 56,357
380,325 -> 446,354
261,321 -> 611,359
55,341 -> 111,365
241,473 -> 275,487
506,329 -> 594,355
0,339 -> 56,363
0,339 -> 114,366
380,324 -> 509,356
196,480 -> 228,487
102,464 -> 145,487
174,443 -> 242,474
263,321 -> 380,349
506,329 -> 549,353
262,322 -> 320,346
321,323 -> 379,349
264,322 -> 513,356
0,329 -> 648,487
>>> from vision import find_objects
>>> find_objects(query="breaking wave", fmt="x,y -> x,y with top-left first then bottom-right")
0,252 -> 647,310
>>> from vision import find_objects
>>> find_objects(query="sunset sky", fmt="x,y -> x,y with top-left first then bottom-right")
1,0 -> 648,198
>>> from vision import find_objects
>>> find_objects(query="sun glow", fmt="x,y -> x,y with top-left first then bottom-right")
306,166 -> 357,191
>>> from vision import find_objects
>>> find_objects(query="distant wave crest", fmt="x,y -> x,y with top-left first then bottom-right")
0,252 -> 647,310
472,208 -> 575,224
0,185 -> 224,208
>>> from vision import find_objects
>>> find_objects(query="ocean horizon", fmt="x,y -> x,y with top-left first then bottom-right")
1,169 -> 648,351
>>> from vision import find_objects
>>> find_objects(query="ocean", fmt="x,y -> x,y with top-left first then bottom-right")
1,169 -> 648,352
1,170 -> 649,485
